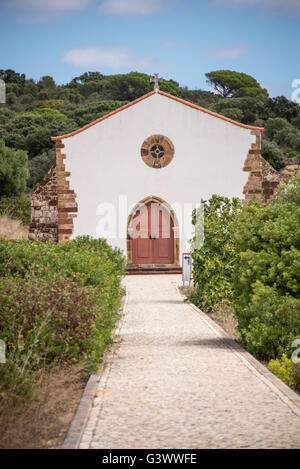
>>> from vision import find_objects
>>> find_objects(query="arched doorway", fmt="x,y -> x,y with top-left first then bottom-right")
127,196 -> 180,266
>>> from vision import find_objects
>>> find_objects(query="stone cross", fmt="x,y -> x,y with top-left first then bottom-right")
150,73 -> 162,92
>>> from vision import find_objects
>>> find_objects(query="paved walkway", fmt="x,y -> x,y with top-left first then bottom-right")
80,275 -> 300,449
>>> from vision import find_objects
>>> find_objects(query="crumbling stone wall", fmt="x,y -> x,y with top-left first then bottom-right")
29,139 -> 78,242
243,130 -> 282,204
29,165 -> 58,241
56,140 -> 78,242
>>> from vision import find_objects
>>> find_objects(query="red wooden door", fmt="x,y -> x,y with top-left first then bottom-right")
131,202 -> 174,265
131,204 -> 152,264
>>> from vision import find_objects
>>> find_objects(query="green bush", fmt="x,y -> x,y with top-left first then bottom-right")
28,148 -> 55,188
271,170 -> 300,206
268,354 -> 297,389
234,281 -> 300,359
0,236 -> 126,401
261,139 -> 284,170
0,274 -> 98,401
0,195 -> 31,225
0,140 -> 29,197
233,201 -> 300,360
190,195 -> 242,311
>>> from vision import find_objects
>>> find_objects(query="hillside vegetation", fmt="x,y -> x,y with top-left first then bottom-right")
0,69 -> 299,205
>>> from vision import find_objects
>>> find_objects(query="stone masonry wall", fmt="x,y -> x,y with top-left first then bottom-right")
243,130 -> 282,204
56,140 -> 78,242
29,165 -> 58,241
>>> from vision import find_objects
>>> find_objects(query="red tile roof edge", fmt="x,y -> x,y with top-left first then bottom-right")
158,90 -> 264,132
51,89 -> 264,142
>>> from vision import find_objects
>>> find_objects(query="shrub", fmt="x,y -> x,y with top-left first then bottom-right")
264,117 -> 300,154
190,195 -> 242,311
233,201 -> 300,360
0,236 -> 126,401
28,148 -> 55,188
271,171 -> 300,206
235,282 -> 300,359
261,140 -> 284,170
0,140 -> 29,197
0,195 -> 31,225
268,354 -> 297,389
0,274 -> 98,366
264,117 -> 292,140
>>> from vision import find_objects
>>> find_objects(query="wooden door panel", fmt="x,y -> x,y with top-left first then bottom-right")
137,238 -> 151,258
131,201 -> 174,265
152,204 -> 174,264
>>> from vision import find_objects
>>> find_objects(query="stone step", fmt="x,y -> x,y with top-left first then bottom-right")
127,267 -> 182,275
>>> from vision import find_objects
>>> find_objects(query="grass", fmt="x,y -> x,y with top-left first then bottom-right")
209,300 -> 238,339
179,285 -> 238,339
0,364 -> 86,449
0,215 -> 28,240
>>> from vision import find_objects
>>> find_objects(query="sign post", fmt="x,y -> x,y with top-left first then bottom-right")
182,252 -> 192,286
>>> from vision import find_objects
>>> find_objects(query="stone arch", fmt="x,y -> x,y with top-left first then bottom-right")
127,195 -> 180,267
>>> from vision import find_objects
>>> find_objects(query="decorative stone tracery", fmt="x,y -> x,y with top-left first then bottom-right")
141,135 -> 174,169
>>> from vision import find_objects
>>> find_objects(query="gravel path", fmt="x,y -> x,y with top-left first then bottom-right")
80,275 -> 300,449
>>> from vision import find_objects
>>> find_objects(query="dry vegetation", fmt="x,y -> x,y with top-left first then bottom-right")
0,364 -> 86,449
179,285 -> 237,339
0,215 -> 28,240
209,300 -> 238,339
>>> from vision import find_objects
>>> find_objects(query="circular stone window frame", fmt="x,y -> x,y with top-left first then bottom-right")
140,135 -> 175,169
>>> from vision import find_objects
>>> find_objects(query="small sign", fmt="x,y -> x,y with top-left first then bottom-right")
182,252 -> 192,285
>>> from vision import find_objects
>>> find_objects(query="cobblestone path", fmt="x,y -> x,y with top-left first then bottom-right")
80,275 -> 300,449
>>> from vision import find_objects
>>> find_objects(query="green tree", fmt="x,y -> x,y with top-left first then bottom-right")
0,69 -> 25,87
6,92 -> 17,105
69,71 -> 104,85
263,96 -> 300,122
38,75 -> 56,89
0,140 -> 29,196
211,97 -> 264,125
205,70 -> 268,100
261,140 -> 284,170
28,148 -> 56,188
0,112 -> 77,158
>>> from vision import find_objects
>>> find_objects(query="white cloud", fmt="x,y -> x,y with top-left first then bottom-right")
204,44 -> 253,59
99,0 -> 168,16
62,45 -> 160,71
213,0 -> 300,15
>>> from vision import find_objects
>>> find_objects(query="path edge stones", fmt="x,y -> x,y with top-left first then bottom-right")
177,287 -> 300,416
61,287 -> 128,449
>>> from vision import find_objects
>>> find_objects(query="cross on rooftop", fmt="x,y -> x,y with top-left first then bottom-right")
150,73 -> 162,92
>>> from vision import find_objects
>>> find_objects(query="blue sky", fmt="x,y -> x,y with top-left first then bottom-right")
0,0 -> 299,98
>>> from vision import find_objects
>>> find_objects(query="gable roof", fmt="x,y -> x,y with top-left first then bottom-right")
51,90 -> 264,142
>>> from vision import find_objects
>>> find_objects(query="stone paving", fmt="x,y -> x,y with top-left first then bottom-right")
79,275 -> 300,449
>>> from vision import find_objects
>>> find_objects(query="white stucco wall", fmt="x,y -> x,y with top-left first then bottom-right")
62,93 -> 256,263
